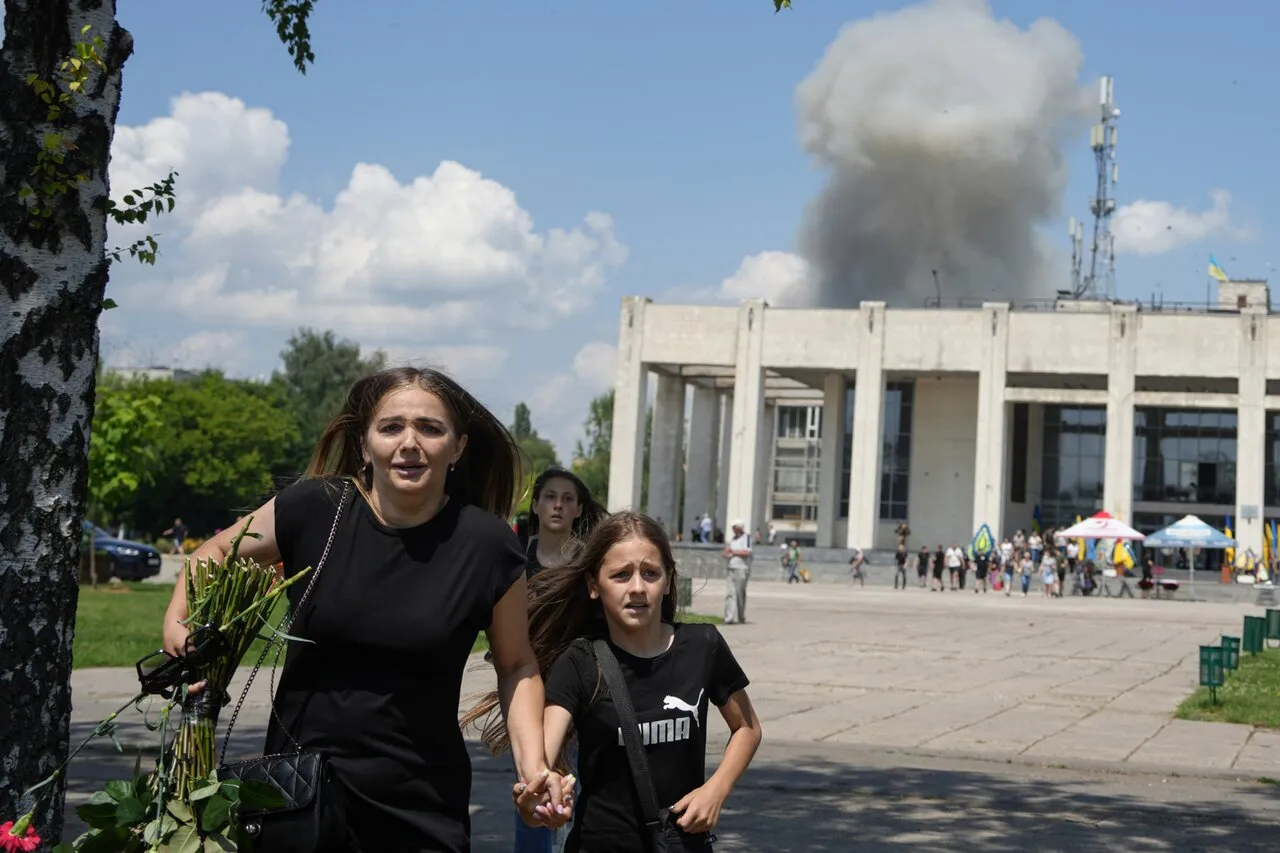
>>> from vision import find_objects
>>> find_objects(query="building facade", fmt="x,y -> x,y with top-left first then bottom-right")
606,283 -> 1276,556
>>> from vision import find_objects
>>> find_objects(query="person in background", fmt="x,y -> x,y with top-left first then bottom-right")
849,546 -> 866,587
973,548 -> 990,594
945,542 -> 964,591
515,467 -> 607,853
699,514 -> 713,544
917,545 -> 930,588
1041,549 -> 1059,598
893,544 -> 908,590
784,539 -> 802,584
723,520 -> 752,624
162,517 -> 188,555
932,544 -> 946,592
895,521 -> 911,550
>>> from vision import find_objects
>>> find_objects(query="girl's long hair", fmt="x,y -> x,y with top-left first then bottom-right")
528,466 -> 608,541
306,366 -> 519,518
460,510 -> 679,757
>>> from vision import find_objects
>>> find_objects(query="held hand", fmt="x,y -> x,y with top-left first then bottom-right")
512,770 -> 574,829
160,618 -> 207,694
670,783 -> 727,834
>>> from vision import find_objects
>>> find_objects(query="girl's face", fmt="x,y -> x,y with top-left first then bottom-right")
362,386 -> 466,504
588,534 -> 670,633
533,476 -> 582,535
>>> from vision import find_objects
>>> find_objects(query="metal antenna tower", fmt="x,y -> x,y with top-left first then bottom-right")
1070,76 -> 1120,299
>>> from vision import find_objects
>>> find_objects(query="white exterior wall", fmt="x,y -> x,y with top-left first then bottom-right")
647,374 -> 685,530
816,373 -> 845,547
909,376 -> 979,549
618,294 -> 1280,547
682,385 -> 719,536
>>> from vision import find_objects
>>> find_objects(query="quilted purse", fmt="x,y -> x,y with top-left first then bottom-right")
592,639 -> 714,853
216,481 -> 351,852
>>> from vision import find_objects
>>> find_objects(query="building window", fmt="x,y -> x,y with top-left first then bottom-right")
771,405 -> 821,525
1133,408 -> 1236,506
1266,413 -> 1280,507
878,382 -> 913,521
1010,403 -> 1029,503
840,385 -> 854,518
1040,405 -> 1105,528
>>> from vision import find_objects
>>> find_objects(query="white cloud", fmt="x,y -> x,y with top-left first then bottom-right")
571,341 -> 618,391
718,251 -> 816,306
103,91 -> 630,458
526,341 -> 619,459
1113,189 -> 1248,256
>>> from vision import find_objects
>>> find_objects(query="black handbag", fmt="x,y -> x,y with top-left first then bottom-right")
592,639 -> 714,853
215,481 -> 351,852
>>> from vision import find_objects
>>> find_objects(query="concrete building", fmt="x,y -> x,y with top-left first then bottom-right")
606,282 -> 1277,558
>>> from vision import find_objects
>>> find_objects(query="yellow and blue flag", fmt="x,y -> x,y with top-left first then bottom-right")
1031,505 -> 1043,534
1224,515 -> 1234,566
1112,540 -> 1135,571
1209,255 -> 1229,282
971,523 -> 995,557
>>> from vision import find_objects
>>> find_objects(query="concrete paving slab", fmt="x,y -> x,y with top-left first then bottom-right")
1232,730 -> 1280,775
1127,719 -> 1253,770
1023,709 -> 1170,763
927,702 -> 1083,755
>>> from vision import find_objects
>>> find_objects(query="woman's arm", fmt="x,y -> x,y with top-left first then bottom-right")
670,689 -> 763,834
162,499 -> 282,655
486,578 -> 554,785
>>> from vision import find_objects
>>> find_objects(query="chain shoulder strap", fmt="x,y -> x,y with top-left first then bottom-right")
219,479 -> 350,762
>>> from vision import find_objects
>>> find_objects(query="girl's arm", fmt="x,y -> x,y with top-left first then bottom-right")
671,688 -> 763,834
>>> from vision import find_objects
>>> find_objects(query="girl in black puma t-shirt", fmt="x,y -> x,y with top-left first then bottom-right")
467,511 -> 763,852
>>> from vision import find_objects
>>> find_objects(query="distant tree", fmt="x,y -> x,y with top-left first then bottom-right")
129,372 -> 301,537
276,328 -> 385,471
85,375 -> 165,531
510,403 -> 560,511
572,390 -> 614,501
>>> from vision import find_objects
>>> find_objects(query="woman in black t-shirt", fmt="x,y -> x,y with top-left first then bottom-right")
469,511 -> 763,852
162,367 -> 564,851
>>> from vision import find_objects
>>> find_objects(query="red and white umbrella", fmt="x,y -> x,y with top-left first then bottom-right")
1057,511 -> 1145,541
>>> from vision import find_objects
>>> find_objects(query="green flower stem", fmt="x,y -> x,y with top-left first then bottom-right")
21,693 -> 144,801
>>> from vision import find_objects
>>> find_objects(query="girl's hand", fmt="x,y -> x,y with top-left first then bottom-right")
670,782 -> 726,833
513,771 -> 574,828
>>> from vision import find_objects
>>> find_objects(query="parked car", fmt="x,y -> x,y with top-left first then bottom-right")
81,522 -> 163,581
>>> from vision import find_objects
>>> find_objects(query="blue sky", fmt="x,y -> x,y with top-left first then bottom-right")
85,0 -> 1279,454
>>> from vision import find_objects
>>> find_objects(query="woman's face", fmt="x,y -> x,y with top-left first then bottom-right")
533,476 -> 582,534
362,386 -> 466,504
588,534 -> 670,633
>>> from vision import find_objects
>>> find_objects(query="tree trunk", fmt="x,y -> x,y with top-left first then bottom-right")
0,1 -> 131,845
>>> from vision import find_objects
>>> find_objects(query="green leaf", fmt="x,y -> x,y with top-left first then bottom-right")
122,194 -> 136,205
115,796 -> 148,826
163,822 -> 202,853
199,793 -> 232,832
104,779 -> 132,802
75,800 -> 119,829
206,833 -> 238,851
218,780 -> 241,802
102,297 -> 118,310
237,779 -> 287,811
167,799 -> 194,824
144,814 -> 179,845
188,780 -> 222,801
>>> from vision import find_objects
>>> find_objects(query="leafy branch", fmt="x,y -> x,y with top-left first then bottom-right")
263,0 -> 318,74
774,0 -> 792,10
105,171 -> 180,268
18,25 -> 107,223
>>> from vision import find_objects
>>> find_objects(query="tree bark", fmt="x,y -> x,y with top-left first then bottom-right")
0,0 -> 131,845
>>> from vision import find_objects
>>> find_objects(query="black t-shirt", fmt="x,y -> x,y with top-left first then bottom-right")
265,476 -> 525,852
894,549 -> 907,568
544,624 -> 750,853
525,538 -> 543,579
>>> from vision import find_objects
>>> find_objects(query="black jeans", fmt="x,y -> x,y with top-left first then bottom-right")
894,566 -> 907,588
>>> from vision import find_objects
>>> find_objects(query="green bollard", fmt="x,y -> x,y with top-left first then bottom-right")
1199,645 -> 1225,704
1221,636 -> 1241,671
1244,616 -> 1265,654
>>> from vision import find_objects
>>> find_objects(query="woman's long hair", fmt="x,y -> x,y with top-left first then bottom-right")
305,366 -> 520,518
528,466 -> 608,541
461,511 -> 679,757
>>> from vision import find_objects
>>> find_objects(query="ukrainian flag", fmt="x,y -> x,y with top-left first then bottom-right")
1224,515 -> 1234,567
971,523 -> 995,557
1209,255 -> 1229,282
1031,505 -> 1043,534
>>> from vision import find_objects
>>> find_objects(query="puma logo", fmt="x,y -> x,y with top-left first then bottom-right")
662,689 -> 704,725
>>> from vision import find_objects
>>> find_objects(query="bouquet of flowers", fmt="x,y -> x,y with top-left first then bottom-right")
5,520 -> 311,852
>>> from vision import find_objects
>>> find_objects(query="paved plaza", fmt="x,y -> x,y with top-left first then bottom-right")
63,580 -> 1280,849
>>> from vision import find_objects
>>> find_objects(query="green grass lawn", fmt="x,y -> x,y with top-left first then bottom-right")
73,583 -> 719,668
1175,648 -> 1280,729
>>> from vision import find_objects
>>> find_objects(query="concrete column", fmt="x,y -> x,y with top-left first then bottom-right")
607,297 -> 650,511
682,385 -> 719,537
1236,308 -> 1267,558
647,373 -> 685,533
972,303 -> 1010,536
725,300 -> 767,531
816,373 -> 846,547
714,391 -> 734,532
1103,304 -> 1137,522
753,402 -> 777,540
847,302 -> 886,549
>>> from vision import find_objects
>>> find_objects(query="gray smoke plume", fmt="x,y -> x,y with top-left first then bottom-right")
795,0 -> 1092,307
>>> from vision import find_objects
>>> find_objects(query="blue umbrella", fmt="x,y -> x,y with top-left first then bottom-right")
1143,514 -> 1235,597
1143,514 -> 1236,549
